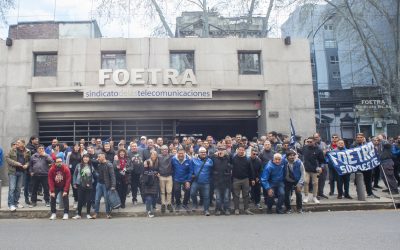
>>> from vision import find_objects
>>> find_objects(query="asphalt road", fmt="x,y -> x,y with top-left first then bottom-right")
0,210 -> 399,250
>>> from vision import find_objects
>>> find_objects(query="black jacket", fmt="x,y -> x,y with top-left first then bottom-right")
302,145 -> 325,173
97,161 -> 116,190
250,157 -> 263,179
232,155 -> 255,180
211,155 -> 232,188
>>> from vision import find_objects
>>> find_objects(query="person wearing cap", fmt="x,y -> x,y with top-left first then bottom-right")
231,145 -> 255,215
158,145 -> 174,213
6,139 -> 31,211
210,145 -> 232,215
249,146 -> 263,210
284,150 -> 305,213
139,136 -> 147,149
190,146 -> 214,216
48,154 -> 71,220
29,144 -> 53,208
261,153 -> 286,214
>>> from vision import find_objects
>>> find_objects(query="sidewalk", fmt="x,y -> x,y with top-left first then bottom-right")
0,181 -> 398,219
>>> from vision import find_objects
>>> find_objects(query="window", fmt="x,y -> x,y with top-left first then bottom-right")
332,71 -> 341,81
34,53 -> 57,76
324,24 -> 333,30
238,51 -> 261,75
170,51 -> 195,74
324,40 -> 337,48
330,56 -> 339,64
101,52 -> 126,69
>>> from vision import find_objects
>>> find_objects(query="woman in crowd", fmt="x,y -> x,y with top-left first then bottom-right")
113,149 -> 132,208
141,151 -> 160,217
72,154 -> 95,219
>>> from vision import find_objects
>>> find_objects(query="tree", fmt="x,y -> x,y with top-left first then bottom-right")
0,0 -> 14,25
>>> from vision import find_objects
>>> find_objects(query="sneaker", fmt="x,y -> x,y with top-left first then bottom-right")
86,214 -> 93,219
313,197 -> 320,204
286,209 -> 293,214
73,202 -> 78,209
337,195 -> 343,199
276,210 -> 285,214
297,209 -> 304,214
367,194 -> 380,199
344,195 -> 353,199
245,209 -> 254,215
120,204 -> 125,209
45,202 -> 50,207
191,205 -> 198,212
204,211 -> 210,216
148,211 -> 154,218
225,210 -> 231,216
106,214 -> 112,219
167,204 -> 173,213
29,203 -> 37,208
329,192 -> 334,196
49,213 -> 57,220
161,204 -> 166,213
175,204 -> 181,212
373,185 -> 383,189
234,209 -> 240,215
182,205 -> 190,212
25,199 -> 32,205
63,213 -> 69,220
303,196 -> 309,203
215,210 -> 221,216
9,205 -> 16,212
72,215 -> 81,219
257,203 -> 263,210
92,213 -> 97,219
17,204 -> 24,209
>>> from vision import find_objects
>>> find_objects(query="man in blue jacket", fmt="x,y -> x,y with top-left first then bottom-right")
190,147 -> 213,216
171,148 -> 192,212
261,153 -> 285,214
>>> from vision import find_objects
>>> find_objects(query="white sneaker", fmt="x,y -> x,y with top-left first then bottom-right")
49,213 -> 57,220
147,211 -> 154,218
86,215 -> 93,219
303,196 -> 309,203
72,215 -> 81,219
73,202 -> 78,209
17,204 -> 24,209
63,213 -> 69,220
9,205 -> 17,212
313,197 -> 320,204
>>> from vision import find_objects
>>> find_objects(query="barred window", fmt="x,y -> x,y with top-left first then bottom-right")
238,51 -> 261,75
34,53 -> 57,76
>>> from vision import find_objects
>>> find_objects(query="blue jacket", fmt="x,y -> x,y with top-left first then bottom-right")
171,155 -> 192,183
261,160 -> 285,190
191,157 -> 213,184
285,159 -> 304,185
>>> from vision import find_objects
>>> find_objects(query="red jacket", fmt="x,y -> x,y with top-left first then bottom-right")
48,164 -> 71,193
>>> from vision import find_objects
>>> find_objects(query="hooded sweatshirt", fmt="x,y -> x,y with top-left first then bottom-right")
48,163 -> 71,193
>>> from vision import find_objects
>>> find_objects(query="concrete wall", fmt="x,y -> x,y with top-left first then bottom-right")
0,37 -> 316,182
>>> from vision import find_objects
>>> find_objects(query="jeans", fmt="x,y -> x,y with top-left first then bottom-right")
266,182 -> 285,212
329,167 -> 338,194
214,187 -> 230,211
232,178 -> 250,210
77,187 -> 92,216
173,181 -> 190,206
159,176 -> 173,205
23,171 -> 31,201
337,174 -> 350,197
190,181 -> 210,212
251,182 -> 261,204
318,164 -> 328,196
94,183 -> 110,214
70,167 -> 78,202
8,172 -> 24,207
145,194 -> 156,212
284,182 -> 302,210
50,188 -> 69,214
31,175 -> 50,203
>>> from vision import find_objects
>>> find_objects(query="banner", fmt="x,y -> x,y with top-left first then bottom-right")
327,142 -> 380,175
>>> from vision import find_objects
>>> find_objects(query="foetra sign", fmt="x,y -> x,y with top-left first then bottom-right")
99,68 -> 197,86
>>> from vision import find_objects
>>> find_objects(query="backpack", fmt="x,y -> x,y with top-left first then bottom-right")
80,165 -> 93,188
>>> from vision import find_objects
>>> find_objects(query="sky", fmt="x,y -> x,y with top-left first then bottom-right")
0,0 -> 295,39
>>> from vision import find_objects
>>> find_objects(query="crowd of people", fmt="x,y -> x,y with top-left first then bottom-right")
2,131 -> 400,219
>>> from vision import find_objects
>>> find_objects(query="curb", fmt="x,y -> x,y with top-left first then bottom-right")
0,202 -> 396,219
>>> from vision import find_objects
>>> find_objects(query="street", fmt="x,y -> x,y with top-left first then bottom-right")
0,210 -> 398,250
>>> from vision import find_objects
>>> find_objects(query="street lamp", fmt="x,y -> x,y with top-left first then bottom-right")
307,13 -> 336,125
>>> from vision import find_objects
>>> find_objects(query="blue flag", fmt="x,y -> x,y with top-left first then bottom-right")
327,142 -> 380,175
289,118 -> 296,148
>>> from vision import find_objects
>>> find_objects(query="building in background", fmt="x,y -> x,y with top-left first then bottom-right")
281,3 -> 396,141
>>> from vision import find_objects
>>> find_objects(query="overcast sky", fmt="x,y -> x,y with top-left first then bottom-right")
0,0 -> 295,39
